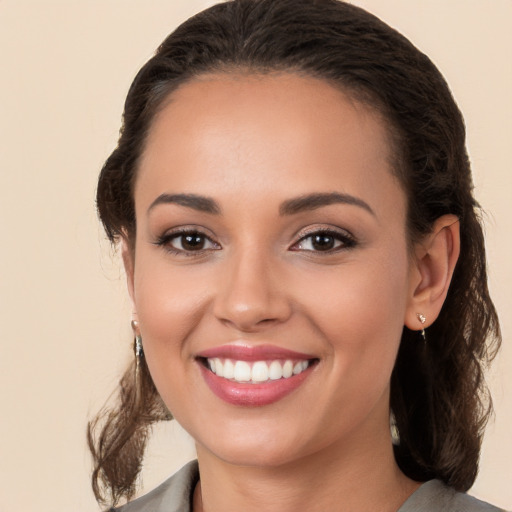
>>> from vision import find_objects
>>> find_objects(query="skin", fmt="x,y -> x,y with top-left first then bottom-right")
124,73 -> 460,512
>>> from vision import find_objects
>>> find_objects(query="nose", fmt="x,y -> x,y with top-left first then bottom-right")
212,249 -> 292,332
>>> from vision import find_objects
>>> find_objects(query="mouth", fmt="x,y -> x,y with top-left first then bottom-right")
198,357 -> 314,384
196,344 -> 319,406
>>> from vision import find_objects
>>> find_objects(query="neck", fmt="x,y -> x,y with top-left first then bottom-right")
193,425 -> 419,512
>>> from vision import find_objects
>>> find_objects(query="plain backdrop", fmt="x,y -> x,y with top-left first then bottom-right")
0,1 -> 510,510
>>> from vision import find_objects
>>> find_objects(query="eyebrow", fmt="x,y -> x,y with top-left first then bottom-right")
147,191 -> 374,217
147,193 -> 221,215
279,192 -> 375,216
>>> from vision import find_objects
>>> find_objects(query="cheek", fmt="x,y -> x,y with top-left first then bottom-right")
131,253 -> 214,399
132,262 -> 209,418
298,248 -> 410,361
133,252 -> 211,337
300,252 -> 411,424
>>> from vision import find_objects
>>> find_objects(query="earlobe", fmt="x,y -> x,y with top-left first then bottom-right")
405,214 -> 460,330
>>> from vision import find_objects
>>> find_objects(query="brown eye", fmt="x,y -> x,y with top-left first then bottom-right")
311,234 -> 336,251
292,229 -> 356,253
156,230 -> 220,254
180,233 -> 206,250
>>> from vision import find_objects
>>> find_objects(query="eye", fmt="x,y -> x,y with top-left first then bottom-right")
291,229 -> 356,252
155,230 -> 220,255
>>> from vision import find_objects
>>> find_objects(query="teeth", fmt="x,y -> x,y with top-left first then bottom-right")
283,360 -> 293,378
206,358 -> 311,383
234,361 -> 251,382
251,361 -> 269,383
214,358 -> 223,377
269,360 -> 283,380
223,359 -> 234,379
294,361 -> 308,374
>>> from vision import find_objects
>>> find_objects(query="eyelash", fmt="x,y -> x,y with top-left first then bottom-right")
291,228 -> 357,253
154,229 -> 220,257
154,227 -> 357,256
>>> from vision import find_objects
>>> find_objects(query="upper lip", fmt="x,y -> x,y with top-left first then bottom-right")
196,343 -> 316,362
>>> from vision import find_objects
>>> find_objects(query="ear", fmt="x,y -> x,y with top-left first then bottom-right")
405,214 -> 460,331
121,237 -> 138,321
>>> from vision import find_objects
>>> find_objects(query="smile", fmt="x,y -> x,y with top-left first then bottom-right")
206,358 -> 311,383
196,344 -> 318,406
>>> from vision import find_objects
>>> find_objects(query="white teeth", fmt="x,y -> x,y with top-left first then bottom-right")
207,358 -> 312,383
251,361 -> 269,382
282,360 -> 293,378
295,360 -> 308,374
269,360 -> 283,380
233,361 -> 251,382
223,359 -> 234,379
214,358 -> 223,377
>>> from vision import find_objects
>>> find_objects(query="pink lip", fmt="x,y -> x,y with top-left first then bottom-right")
197,343 -> 314,362
198,364 -> 314,407
196,344 -> 317,407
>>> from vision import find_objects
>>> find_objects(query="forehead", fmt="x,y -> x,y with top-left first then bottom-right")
136,72 -> 404,219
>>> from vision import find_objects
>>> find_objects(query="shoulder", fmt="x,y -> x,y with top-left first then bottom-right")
110,460 -> 199,512
399,480 -> 507,512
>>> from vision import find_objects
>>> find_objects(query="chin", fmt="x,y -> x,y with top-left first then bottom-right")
207,442 -> 305,469
193,419 -> 329,470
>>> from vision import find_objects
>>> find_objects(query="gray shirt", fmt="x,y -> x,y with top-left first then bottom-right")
114,460 -> 505,512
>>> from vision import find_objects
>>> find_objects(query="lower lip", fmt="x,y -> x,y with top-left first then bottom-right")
199,362 -> 314,407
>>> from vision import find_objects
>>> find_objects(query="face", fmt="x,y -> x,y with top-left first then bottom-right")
128,73 -> 417,468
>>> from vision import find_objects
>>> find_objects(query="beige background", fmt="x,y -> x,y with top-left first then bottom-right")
0,1 -> 510,510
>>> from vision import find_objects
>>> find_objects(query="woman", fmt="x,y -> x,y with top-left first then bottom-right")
89,0 -> 503,510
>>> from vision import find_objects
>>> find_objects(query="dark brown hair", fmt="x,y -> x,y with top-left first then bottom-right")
89,0 -> 501,506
